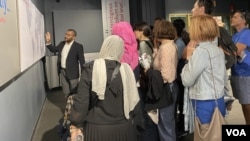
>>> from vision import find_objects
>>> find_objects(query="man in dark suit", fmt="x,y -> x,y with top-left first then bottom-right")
45,29 -> 85,97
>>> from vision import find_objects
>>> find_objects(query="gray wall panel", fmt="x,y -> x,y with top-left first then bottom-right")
0,62 -> 46,141
53,10 -> 103,53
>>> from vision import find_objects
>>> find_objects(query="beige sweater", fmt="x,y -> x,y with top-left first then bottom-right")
153,40 -> 178,83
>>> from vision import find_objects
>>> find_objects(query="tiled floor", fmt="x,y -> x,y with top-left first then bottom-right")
31,88 -> 245,141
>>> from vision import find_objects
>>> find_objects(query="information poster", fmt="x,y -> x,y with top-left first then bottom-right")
101,0 -> 130,39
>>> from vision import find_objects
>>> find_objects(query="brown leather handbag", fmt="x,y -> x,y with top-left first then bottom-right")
194,48 -> 227,141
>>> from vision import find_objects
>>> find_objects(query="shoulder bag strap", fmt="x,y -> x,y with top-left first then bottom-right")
195,48 -> 219,116
110,63 -> 121,82
204,48 -> 219,107
144,40 -> 153,52
90,63 -> 121,109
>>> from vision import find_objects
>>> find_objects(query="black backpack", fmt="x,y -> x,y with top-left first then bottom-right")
218,27 -> 238,69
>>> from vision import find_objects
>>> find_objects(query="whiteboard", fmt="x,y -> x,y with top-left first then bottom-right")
0,0 -> 20,87
18,0 -> 45,72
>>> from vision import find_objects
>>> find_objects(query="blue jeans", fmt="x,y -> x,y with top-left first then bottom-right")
157,82 -> 178,141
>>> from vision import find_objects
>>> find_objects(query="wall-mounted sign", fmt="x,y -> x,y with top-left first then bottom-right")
101,0 -> 130,39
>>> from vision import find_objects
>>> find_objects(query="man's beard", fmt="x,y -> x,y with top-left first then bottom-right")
65,38 -> 73,43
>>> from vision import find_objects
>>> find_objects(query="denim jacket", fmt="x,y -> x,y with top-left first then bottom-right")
181,40 -> 227,100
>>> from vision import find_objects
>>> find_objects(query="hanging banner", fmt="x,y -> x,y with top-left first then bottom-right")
101,0 -> 130,39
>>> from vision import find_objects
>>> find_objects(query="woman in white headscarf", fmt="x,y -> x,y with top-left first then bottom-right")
69,35 -> 143,141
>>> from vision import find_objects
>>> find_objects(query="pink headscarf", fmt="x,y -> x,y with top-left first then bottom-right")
112,21 -> 139,70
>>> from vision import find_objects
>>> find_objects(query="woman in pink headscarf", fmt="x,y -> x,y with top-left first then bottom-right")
112,21 -> 139,71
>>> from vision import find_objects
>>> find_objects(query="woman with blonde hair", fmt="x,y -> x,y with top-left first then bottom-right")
181,15 -> 227,128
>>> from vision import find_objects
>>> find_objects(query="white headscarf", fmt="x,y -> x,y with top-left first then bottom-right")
92,35 -> 140,119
